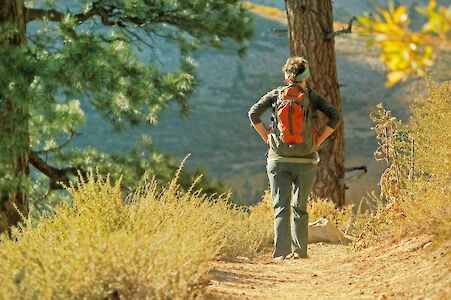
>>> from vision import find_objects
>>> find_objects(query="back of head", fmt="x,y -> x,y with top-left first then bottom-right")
282,56 -> 310,84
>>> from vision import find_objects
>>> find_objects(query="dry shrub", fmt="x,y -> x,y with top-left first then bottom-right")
0,172 -> 273,299
308,197 -> 353,232
246,191 -> 274,250
397,80 -> 450,239
246,189 -> 353,241
355,80 -> 450,247
351,193 -> 403,249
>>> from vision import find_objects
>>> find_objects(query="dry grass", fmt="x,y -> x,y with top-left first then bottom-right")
1,79 -> 447,298
250,190 -> 353,237
243,2 -> 287,22
397,80 -> 450,240
354,80 -> 450,248
0,173 -> 351,299
0,172 -> 272,299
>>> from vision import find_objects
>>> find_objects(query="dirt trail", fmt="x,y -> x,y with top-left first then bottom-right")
204,235 -> 450,299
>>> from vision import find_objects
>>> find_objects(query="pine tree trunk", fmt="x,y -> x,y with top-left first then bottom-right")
285,0 -> 345,206
0,0 -> 29,233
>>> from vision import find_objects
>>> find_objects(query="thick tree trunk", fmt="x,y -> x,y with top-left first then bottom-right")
285,0 -> 345,206
0,0 -> 29,233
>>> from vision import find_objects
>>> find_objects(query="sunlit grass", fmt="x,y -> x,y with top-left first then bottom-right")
354,80 -> 450,248
0,171 -> 272,299
2,79 -> 447,297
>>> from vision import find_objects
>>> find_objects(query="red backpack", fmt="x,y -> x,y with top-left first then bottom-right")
269,85 -> 318,157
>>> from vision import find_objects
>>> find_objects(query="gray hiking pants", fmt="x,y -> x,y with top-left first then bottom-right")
266,161 -> 317,258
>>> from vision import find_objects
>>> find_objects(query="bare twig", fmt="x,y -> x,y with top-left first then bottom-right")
344,166 -> 367,173
119,26 -> 154,49
339,166 -> 367,186
409,138 -> 415,181
325,17 -> 356,40
270,28 -> 288,35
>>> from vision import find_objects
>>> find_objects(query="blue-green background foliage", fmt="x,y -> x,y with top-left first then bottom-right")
0,0 -> 253,214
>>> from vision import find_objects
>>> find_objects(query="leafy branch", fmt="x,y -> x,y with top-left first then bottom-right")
357,0 -> 450,86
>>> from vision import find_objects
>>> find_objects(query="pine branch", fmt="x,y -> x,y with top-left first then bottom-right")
24,1 -> 113,25
24,2 -> 218,37
24,7 -> 64,23
325,17 -> 356,40
33,131 -> 79,155
29,152 -> 86,190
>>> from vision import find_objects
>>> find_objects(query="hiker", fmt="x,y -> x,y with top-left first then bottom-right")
248,57 -> 341,261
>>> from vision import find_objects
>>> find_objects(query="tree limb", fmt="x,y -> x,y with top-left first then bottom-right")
29,152 -> 85,190
325,17 -> 356,40
24,1 -> 113,25
270,28 -> 288,35
344,165 -> 367,173
24,2 -> 211,38
24,7 -> 64,23
339,165 -> 367,187
34,130 -> 79,155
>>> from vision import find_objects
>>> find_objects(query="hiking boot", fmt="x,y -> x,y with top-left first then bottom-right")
287,252 -> 308,259
285,252 -> 295,259
273,255 -> 285,263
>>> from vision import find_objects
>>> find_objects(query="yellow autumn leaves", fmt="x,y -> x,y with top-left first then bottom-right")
417,0 -> 451,38
358,0 -> 450,87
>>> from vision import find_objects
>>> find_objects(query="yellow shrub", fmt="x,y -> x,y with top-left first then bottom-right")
397,80 -> 450,240
308,197 -> 353,232
0,173 -> 273,299
356,80 -> 450,247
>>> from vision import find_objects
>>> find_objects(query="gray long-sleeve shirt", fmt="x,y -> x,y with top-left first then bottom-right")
248,87 -> 341,163
248,87 -> 341,129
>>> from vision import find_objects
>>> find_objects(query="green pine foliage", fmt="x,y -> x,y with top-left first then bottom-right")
0,0 -> 253,217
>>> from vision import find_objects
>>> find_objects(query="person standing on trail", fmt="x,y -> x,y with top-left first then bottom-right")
248,57 -> 341,261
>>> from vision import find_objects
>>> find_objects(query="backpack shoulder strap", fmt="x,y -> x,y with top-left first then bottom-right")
271,86 -> 286,107
282,84 -> 307,102
305,88 -> 317,111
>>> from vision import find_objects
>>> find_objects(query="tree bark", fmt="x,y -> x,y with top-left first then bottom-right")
285,0 -> 345,206
0,0 -> 29,233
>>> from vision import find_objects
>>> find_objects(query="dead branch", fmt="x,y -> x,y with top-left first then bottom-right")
29,152 -> 86,190
325,17 -> 356,40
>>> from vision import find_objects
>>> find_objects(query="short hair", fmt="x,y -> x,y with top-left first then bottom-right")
282,57 -> 309,81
